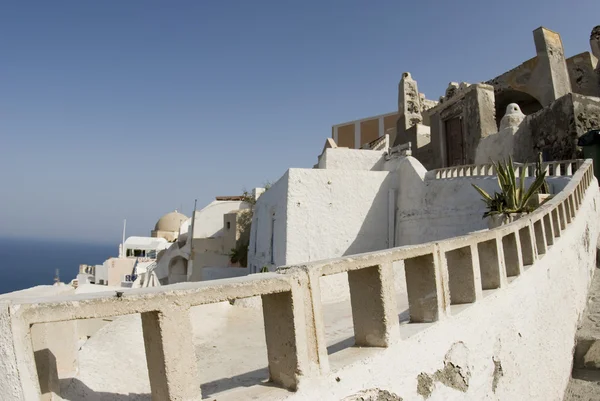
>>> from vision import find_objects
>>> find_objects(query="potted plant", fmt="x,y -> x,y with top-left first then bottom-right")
472,156 -> 548,229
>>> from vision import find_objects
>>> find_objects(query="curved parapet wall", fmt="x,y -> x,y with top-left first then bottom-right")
0,160 -> 597,400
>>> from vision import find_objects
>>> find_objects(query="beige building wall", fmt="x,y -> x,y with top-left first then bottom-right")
106,258 -> 136,287
332,112 -> 397,149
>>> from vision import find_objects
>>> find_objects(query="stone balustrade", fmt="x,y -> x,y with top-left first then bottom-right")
0,160 -> 596,401
431,159 -> 581,179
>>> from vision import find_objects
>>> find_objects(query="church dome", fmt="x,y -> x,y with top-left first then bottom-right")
154,211 -> 188,232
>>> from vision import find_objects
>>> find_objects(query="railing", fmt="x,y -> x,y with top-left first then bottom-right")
0,159 -> 596,401
361,134 -> 389,151
430,159 -> 582,179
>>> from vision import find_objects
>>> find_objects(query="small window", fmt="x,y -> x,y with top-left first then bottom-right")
227,222 -> 231,230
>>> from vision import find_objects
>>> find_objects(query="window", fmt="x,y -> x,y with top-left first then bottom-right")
227,222 -> 231,230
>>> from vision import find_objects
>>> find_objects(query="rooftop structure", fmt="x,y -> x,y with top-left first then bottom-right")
151,210 -> 188,242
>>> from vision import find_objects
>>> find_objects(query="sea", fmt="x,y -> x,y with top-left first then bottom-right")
0,237 -> 116,295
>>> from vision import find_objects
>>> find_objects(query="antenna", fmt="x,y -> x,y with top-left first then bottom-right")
122,219 -> 127,257
189,199 -> 198,262
54,269 -> 60,285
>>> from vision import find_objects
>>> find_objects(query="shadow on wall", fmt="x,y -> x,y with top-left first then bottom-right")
342,173 -> 396,257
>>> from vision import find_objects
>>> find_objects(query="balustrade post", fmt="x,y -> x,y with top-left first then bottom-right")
518,225 -> 536,266
141,307 -> 201,401
477,237 -> 507,289
348,263 -> 399,347
262,274 -> 324,390
533,219 -> 547,256
404,247 -> 450,322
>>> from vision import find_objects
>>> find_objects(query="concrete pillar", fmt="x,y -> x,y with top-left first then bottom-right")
354,121 -> 361,149
569,195 -> 577,218
543,214 -> 555,246
477,238 -> 505,289
141,308 -> 201,401
591,26 -> 600,61
502,232 -> 523,277
397,72 -> 422,133
31,320 -> 78,400
262,283 -> 313,390
302,270 -> 330,374
518,226 -> 536,266
445,245 -> 482,304
565,199 -> 573,223
404,251 -> 449,323
533,220 -> 547,256
348,263 -> 399,347
551,208 -> 562,237
533,27 -> 572,105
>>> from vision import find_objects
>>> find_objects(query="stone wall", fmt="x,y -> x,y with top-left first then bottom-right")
566,52 -> 600,98
428,84 -> 497,169
520,93 -> 600,162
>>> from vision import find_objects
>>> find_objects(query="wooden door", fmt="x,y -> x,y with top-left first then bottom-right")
445,117 -> 464,166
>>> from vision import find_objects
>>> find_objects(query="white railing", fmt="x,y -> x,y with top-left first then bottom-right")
430,160 -> 581,179
0,160 -> 596,400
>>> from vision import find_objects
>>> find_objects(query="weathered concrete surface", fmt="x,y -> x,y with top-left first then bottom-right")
56,292 -> 410,400
428,84 -> 497,168
564,264 -> 600,401
44,177 -> 599,401
500,93 -> 600,163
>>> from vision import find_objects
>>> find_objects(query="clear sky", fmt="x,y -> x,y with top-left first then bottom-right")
1,1 -> 598,244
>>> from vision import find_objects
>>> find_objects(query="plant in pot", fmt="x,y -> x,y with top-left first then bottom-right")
472,156 -> 548,229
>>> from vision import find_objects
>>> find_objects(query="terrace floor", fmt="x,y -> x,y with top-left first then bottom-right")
57,277 -> 411,401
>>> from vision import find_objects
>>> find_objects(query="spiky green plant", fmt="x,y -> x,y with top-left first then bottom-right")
536,152 -> 550,194
472,156 -> 547,218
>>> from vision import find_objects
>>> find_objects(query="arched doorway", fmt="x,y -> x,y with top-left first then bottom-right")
494,90 -> 543,129
168,257 -> 188,284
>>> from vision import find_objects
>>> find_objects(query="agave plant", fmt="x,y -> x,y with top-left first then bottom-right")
536,152 -> 550,194
472,156 -> 547,218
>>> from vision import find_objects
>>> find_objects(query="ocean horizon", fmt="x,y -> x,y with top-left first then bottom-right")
0,236 -> 116,295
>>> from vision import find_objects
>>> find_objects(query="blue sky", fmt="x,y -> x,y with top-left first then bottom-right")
1,1 -> 598,244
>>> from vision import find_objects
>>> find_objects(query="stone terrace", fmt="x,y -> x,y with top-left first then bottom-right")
0,160 -> 598,400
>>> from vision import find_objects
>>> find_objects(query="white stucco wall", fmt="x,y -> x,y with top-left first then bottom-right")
394,157 -> 572,246
94,264 -> 107,285
317,148 -> 385,171
475,125 -> 519,164
249,167 -> 396,275
283,183 -> 600,401
192,200 -> 249,238
285,168 -> 393,263
248,171 -> 289,272
199,267 -> 249,281
154,200 -> 250,282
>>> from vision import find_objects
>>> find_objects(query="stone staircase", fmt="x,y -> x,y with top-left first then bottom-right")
564,262 -> 600,400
